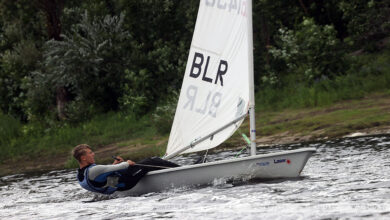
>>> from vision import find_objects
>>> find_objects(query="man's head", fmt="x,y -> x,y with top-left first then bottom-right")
72,144 -> 95,166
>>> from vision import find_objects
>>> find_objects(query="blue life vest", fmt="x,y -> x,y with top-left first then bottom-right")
78,164 -> 117,195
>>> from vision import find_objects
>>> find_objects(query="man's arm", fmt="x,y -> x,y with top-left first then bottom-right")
88,162 -> 129,181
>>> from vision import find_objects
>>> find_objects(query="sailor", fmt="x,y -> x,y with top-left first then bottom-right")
73,144 -> 179,194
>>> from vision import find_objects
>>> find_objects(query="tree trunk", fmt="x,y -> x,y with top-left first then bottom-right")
36,0 -> 64,40
56,87 -> 68,120
298,0 -> 309,15
36,0 -> 68,119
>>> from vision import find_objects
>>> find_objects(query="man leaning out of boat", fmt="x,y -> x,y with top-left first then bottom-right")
73,144 -> 179,194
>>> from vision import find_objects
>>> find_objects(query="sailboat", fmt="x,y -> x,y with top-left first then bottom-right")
124,0 -> 316,195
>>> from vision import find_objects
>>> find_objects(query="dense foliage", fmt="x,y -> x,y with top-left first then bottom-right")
0,0 -> 389,125
0,0 -> 389,164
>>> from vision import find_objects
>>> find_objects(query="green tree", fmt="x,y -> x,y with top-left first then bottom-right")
0,0 -> 45,120
253,0 -> 307,87
266,18 -> 347,85
119,0 -> 198,114
27,12 -> 132,122
339,0 -> 390,50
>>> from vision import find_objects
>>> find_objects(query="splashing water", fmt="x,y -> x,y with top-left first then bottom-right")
1,135 -> 390,219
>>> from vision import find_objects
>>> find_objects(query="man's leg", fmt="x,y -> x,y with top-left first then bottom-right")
116,157 -> 179,191
116,166 -> 148,191
136,157 -> 179,171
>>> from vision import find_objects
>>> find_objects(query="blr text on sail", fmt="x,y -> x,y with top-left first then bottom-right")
189,52 -> 228,86
183,52 -> 229,118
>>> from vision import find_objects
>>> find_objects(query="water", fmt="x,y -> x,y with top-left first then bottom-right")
1,135 -> 390,219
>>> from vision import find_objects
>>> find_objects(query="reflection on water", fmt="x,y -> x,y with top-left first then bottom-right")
1,135 -> 390,219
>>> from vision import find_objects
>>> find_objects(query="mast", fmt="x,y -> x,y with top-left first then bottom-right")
165,0 -> 255,159
247,0 -> 257,156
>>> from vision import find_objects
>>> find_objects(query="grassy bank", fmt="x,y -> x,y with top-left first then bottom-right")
1,93 -> 390,176
0,112 -> 167,167
1,49 -> 390,176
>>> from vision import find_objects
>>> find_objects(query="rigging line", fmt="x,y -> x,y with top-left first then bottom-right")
234,146 -> 247,158
202,149 -> 209,163
112,156 -> 172,169
134,164 -> 172,169
234,128 -> 251,158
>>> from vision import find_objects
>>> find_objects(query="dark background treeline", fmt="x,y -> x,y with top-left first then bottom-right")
0,0 -> 389,125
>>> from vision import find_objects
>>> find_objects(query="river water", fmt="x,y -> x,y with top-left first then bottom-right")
1,135 -> 390,219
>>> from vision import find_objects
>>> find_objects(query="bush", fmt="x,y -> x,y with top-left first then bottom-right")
152,91 -> 178,134
27,11 -> 132,122
267,18 -> 348,85
339,0 -> 390,50
0,40 -> 41,120
257,47 -> 390,110
0,112 -> 21,145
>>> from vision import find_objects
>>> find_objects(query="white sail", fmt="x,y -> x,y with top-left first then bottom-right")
120,1 -> 315,196
166,0 -> 251,157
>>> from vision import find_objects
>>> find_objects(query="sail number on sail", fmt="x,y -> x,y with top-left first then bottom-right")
189,52 -> 227,86
205,0 -> 247,16
183,52 -> 229,118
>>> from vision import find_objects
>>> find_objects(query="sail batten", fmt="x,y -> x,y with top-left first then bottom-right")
166,0 -> 251,157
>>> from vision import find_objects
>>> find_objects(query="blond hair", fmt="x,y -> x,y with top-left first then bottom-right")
72,144 -> 91,162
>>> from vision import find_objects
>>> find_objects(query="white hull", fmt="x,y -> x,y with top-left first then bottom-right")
122,148 -> 316,195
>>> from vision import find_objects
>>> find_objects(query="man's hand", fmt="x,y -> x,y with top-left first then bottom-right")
127,160 -> 135,166
112,156 -> 124,164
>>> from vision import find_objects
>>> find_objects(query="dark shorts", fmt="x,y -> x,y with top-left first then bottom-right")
116,157 -> 179,191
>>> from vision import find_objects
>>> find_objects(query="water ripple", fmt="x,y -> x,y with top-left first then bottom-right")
1,135 -> 390,219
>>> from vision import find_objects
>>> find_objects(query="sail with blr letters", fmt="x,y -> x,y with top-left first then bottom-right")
121,0 -> 316,195
165,0 -> 253,158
